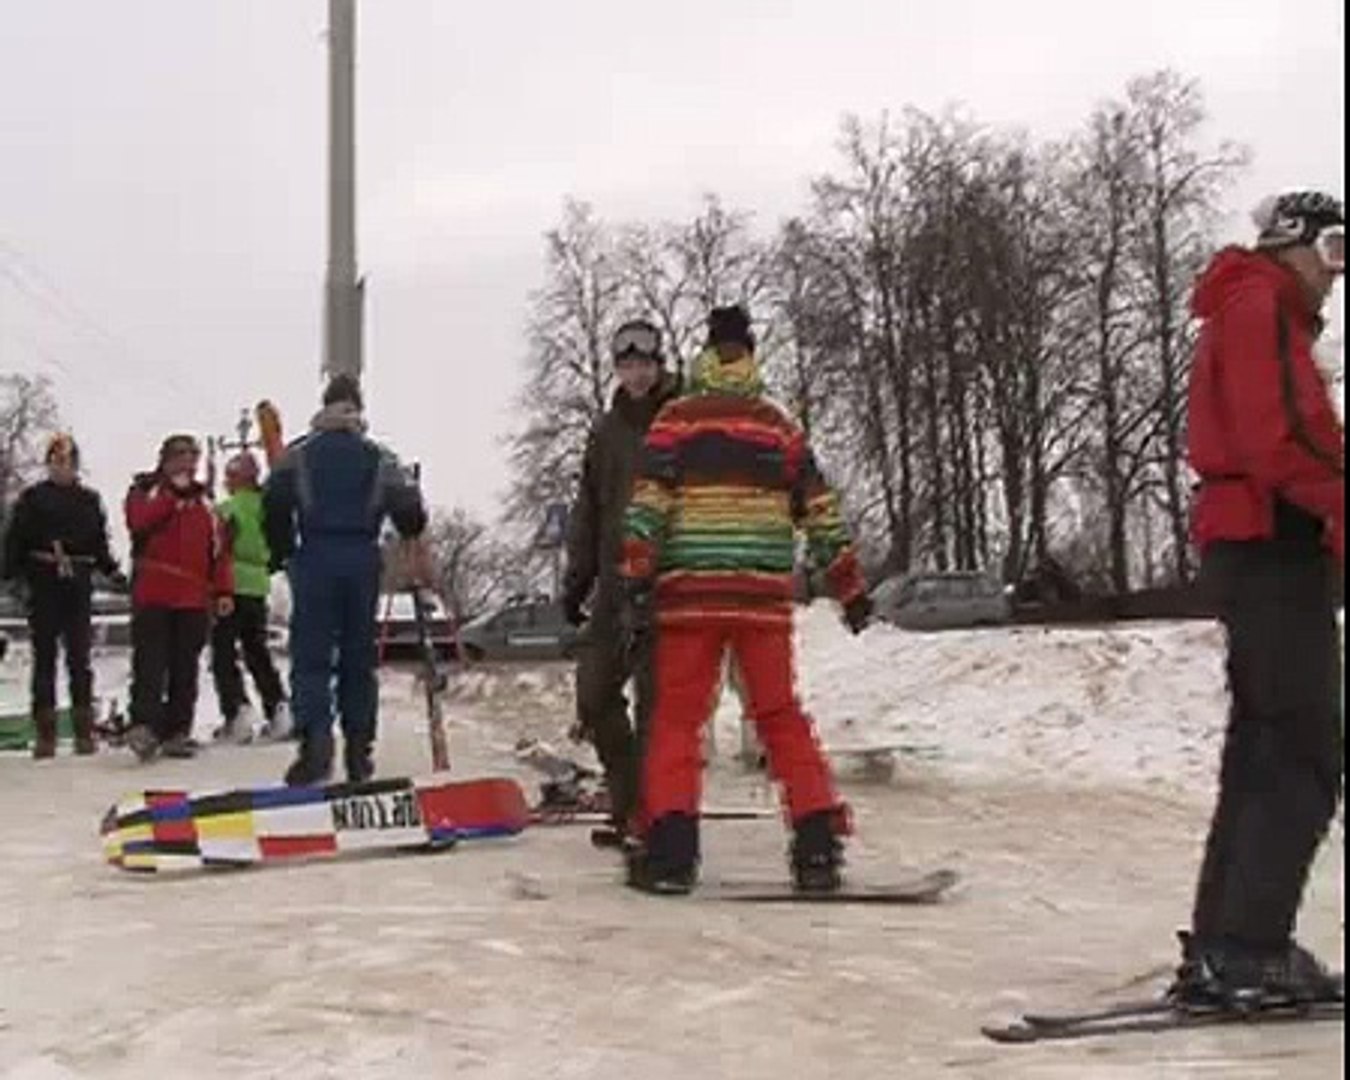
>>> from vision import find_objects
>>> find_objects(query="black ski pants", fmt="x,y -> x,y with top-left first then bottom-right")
1191,538 -> 1344,948
28,580 -> 93,711
573,604 -> 655,824
131,607 -> 210,741
210,595 -> 285,721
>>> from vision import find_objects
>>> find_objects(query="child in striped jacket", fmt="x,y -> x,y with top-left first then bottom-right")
621,304 -> 871,895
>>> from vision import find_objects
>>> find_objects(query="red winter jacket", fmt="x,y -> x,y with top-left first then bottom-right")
1187,248 -> 1345,562
125,476 -> 234,609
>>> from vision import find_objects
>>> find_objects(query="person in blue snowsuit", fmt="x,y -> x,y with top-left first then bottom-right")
263,374 -> 428,786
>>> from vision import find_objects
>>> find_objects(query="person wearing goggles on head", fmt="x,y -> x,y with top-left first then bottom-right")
560,318 -> 681,844
1,434 -> 124,758
123,433 -> 235,761
1171,190 -> 1345,1008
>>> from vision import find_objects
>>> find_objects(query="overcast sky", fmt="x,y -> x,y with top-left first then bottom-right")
1,0 -> 1343,549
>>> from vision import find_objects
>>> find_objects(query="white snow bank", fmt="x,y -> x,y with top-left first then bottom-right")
711,603 -> 1232,794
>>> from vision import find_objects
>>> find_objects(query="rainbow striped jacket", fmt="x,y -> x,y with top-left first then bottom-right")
620,349 -> 866,628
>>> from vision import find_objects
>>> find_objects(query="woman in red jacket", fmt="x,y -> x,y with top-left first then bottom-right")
123,434 -> 234,760
1172,191 -> 1344,1007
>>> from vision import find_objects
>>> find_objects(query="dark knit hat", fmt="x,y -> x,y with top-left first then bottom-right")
706,305 -> 755,352
322,372 -> 364,411
158,433 -> 201,462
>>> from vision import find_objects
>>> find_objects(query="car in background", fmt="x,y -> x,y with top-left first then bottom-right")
376,589 -> 457,662
872,570 -> 1012,631
457,594 -> 579,662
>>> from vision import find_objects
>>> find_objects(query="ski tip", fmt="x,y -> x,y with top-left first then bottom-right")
980,1022 -> 1039,1044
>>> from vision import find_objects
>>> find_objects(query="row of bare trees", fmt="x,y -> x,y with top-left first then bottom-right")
504,69 -> 1250,596
0,374 -> 61,531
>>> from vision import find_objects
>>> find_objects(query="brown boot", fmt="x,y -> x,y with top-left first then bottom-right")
72,705 -> 97,756
32,707 -> 58,760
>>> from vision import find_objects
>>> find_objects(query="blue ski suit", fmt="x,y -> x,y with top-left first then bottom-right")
262,402 -> 427,752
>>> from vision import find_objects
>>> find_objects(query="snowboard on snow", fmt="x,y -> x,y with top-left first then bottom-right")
101,775 -> 529,873
981,990 -> 1344,1043
701,867 -> 959,905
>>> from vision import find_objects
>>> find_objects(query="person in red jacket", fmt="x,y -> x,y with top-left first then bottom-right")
123,434 -> 234,760
1171,191 -> 1344,1008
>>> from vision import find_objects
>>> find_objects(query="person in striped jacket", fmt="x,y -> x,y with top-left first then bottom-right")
620,304 -> 872,895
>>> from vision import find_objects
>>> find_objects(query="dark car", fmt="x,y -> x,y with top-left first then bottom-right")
376,589 -> 458,662
457,594 -> 579,662
872,570 -> 1012,631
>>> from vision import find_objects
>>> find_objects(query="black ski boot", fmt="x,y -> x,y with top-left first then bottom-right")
1168,931 -> 1344,1010
626,813 -> 699,895
790,808 -> 845,894
284,730 -> 334,787
160,732 -> 198,759
344,740 -> 374,784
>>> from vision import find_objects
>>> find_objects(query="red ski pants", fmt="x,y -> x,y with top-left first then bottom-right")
641,621 -> 838,825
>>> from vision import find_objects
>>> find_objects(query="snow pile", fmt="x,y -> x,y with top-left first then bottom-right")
446,663 -> 574,712
711,603 -> 1232,793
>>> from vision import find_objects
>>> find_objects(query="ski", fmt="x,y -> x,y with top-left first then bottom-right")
411,584 -> 451,771
255,399 -> 286,468
702,867 -> 959,904
530,805 -> 775,826
100,775 -> 529,873
982,996 -> 1344,1044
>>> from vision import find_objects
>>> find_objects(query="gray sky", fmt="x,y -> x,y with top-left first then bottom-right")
1,0 -> 1343,550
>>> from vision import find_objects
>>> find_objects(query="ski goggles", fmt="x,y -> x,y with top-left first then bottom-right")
1315,225 -> 1345,273
611,322 -> 661,362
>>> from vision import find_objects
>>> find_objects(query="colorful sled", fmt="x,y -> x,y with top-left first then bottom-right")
101,775 -> 529,873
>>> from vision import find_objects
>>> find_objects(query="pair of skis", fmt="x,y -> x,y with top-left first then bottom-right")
983,992 -> 1343,1043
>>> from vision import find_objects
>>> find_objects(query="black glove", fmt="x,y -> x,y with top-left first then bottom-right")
620,583 -> 654,657
561,589 -> 588,628
842,594 -> 871,635
105,569 -> 130,593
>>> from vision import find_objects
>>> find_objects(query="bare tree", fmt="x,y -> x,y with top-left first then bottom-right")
1127,70 -> 1248,582
426,508 -> 516,623
505,200 -> 627,530
503,69 -> 1250,598
0,373 -> 61,522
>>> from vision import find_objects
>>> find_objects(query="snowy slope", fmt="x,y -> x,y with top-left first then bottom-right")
765,603 -> 1230,793
436,604 -> 1236,794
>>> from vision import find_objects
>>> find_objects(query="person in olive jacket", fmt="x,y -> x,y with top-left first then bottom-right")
560,318 -> 681,838
210,451 -> 289,743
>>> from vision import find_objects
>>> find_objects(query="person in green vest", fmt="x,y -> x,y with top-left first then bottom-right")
211,451 -> 289,742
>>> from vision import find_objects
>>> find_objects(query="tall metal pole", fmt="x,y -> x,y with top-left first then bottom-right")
323,0 -> 363,383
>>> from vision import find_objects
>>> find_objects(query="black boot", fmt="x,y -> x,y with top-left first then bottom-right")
71,704 -> 97,756
284,730 -> 334,788
1168,931 -> 1344,1009
791,808 -> 846,894
626,813 -> 699,895
31,707 -> 58,760
344,740 -> 374,784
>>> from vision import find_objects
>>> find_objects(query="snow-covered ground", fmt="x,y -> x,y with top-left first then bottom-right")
0,611 -> 1342,1078
449,604 -> 1235,794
